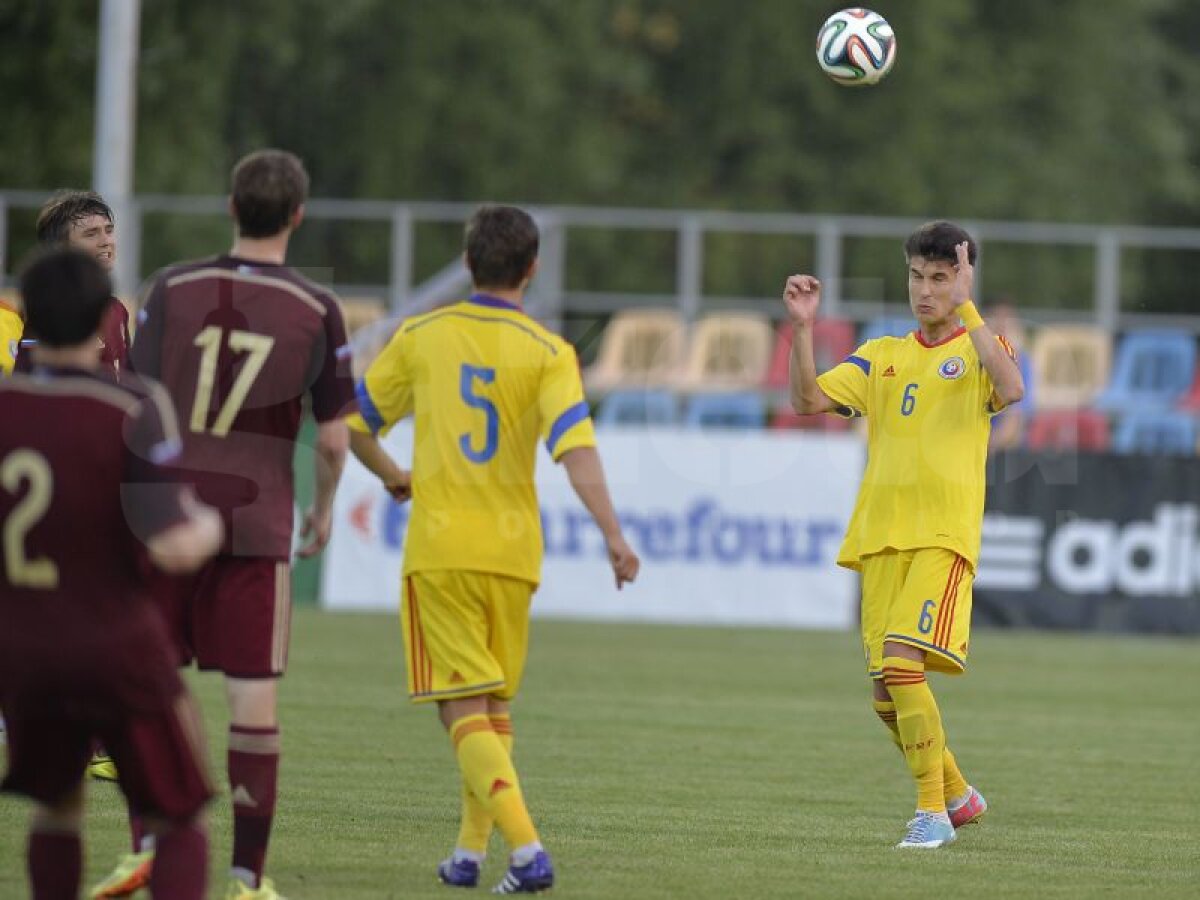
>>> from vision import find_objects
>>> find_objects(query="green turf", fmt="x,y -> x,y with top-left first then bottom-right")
2,610 -> 1197,898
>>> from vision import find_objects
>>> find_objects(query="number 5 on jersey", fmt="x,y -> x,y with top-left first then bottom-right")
459,363 -> 499,463
190,327 -> 276,436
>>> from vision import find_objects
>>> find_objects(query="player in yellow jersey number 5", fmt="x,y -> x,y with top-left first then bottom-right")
784,221 -> 1024,849
347,205 -> 640,893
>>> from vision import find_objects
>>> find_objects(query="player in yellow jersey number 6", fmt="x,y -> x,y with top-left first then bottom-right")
784,221 -> 1024,850
347,204 -> 639,893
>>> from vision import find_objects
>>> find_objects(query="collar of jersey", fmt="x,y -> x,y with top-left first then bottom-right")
467,293 -> 523,312
914,325 -> 966,348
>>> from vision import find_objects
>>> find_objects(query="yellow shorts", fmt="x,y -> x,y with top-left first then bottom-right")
401,570 -> 535,704
860,548 -> 973,678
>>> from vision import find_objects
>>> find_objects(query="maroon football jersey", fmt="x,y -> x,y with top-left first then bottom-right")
0,369 -> 188,698
14,297 -> 130,380
131,255 -> 356,558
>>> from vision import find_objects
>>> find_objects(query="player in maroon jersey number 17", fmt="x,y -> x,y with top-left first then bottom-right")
121,149 -> 355,900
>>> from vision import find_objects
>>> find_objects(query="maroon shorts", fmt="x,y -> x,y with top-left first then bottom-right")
1,660 -> 212,819
156,557 -> 292,678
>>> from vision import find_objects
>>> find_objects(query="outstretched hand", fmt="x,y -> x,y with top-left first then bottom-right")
782,275 -> 821,326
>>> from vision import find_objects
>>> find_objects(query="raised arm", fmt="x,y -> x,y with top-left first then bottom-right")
949,243 -> 1025,409
782,274 -> 838,414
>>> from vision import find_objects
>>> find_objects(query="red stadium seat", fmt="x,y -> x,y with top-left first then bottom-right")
1178,369 -> 1200,412
764,318 -> 856,390
1026,409 -> 1110,452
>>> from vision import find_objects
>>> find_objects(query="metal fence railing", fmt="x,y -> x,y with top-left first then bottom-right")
6,191 -> 1200,335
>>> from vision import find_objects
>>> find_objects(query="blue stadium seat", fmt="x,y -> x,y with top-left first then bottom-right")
859,315 -> 917,342
595,389 -> 678,426
1094,330 -> 1197,414
1111,411 -> 1197,456
683,392 -> 766,429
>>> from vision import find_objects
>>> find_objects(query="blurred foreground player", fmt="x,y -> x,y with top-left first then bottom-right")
784,221 -> 1024,849
0,248 -> 223,900
122,149 -> 355,900
347,205 -> 640,893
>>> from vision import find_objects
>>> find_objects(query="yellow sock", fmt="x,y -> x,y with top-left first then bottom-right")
455,714 -> 514,853
876,697 -> 969,805
881,657 -> 946,813
872,698 -> 903,752
450,714 -> 537,849
942,746 -> 969,806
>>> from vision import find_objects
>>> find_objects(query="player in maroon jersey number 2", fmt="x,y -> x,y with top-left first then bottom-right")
0,248 -> 224,900
114,149 -> 355,900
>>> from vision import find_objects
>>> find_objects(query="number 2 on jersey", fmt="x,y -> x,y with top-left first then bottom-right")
900,382 -> 919,416
1,450 -> 58,589
190,326 -> 276,436
459,364 -> 499,463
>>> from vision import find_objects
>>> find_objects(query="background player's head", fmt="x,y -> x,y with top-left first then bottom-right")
19,248 -> 112,351
230,149 -> 310,239
904,220 -> 978,327
464,205 -> 540,293
982,294 -> 1027,347
35,190 -> 117,274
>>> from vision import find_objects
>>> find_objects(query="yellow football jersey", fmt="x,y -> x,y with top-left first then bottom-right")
346,295 -> 596,584
0,303 -> 23,375
817,327 -> 1014,571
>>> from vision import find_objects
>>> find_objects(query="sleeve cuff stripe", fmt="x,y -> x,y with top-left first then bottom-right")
355,380 -> 386,435
546,401 -> 591,456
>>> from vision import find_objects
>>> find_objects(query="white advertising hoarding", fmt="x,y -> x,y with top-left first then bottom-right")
321,425 -> 864,629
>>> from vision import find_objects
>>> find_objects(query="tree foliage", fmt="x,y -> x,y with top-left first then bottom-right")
2,0 -> 1199,310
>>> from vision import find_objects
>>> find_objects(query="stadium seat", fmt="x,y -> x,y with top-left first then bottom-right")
675,312 -> 773,391
584,308 -> 685,392
1093,329 -> 1195,414
1177,369 -> 1200,412
859,315 -> 916,342
683,391 -> 766,429
340,297 -> 385,335
1025,409 -> 1110,452
1028,324 -> 1112,411
595,388 -> 678,426
1112,411 -> 1198,455
764,317 -> 856,389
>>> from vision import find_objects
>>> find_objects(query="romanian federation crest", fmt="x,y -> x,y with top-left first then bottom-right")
938,356 -> 966,380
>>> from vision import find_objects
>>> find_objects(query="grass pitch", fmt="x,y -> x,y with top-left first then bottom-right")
1,609 -> 1197,898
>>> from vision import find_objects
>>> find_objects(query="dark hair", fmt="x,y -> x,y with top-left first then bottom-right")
904,220 -> 978,266
464,205 -> 539,289
19,248 -> 112,347
35,190 -> 114,244
231,149 -> 310,238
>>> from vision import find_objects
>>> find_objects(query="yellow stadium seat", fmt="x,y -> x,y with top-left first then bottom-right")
1028,324 -> 1112,410
584,308 -> 686,393
674,312 -> 773,392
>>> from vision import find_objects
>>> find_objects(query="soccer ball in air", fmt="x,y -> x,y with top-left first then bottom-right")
816,8 -> 897,86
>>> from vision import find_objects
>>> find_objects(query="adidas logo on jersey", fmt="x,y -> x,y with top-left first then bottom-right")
882,365 -> 896,377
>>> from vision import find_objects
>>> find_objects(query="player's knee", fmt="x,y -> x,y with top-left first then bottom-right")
882,640 -> 926,665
